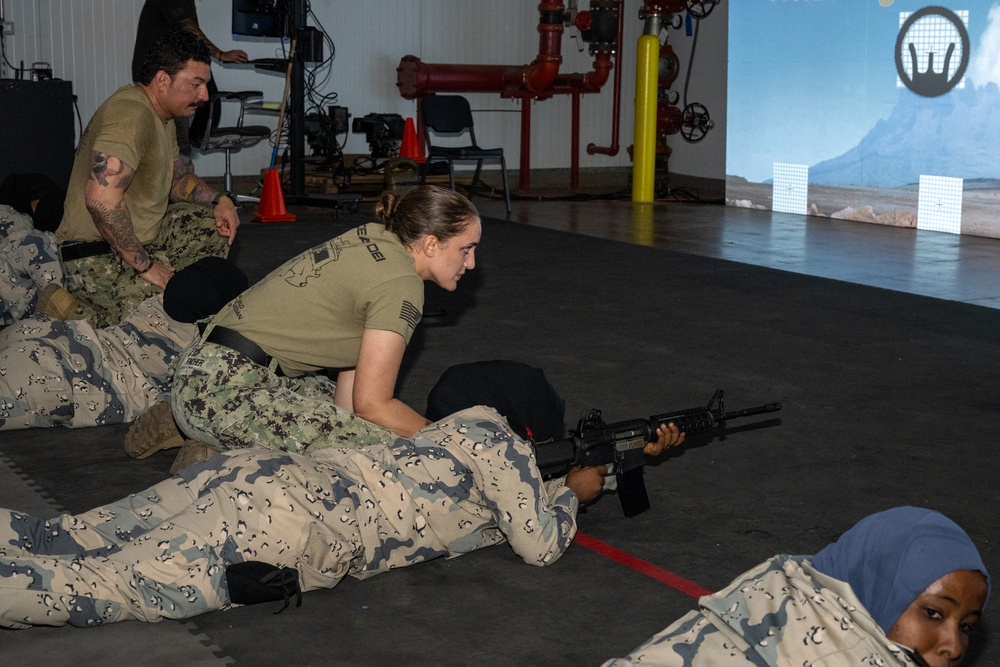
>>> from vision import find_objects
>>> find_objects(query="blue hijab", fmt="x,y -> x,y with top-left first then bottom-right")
811,506 -> 990,633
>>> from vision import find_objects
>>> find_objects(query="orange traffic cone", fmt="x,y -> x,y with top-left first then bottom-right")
399,117 -> 425,163
252,169 -> 296,222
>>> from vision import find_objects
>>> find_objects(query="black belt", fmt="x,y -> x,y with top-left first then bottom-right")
59,240 -> 114,261
204,325 -> 272,367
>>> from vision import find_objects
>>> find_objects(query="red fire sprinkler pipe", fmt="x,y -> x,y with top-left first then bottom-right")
396,2 -> 566,99
520,97 -> 533,187
586,0 -> 625,156
543,44 -> 614,190
397,1 -> 621,192
571,93 -> 581,189
526,3 -> 566,92
510,43 -> 612,193
397,2 -> 565,194
548,48 -> 613,190
548,48 -> 614,93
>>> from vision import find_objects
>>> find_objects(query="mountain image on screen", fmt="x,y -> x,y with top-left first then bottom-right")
808,82 -> 1000,189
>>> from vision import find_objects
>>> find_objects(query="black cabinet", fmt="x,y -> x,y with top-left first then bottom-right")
0,79 -> 75,189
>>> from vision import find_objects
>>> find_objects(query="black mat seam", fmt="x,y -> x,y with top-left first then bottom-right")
0,449 -> 65,513
179,621 -> 237,665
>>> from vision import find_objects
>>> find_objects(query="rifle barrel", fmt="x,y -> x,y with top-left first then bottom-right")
721,402 -> 782,421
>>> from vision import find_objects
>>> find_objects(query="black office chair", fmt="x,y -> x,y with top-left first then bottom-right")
191,90 -> 271,205
419,94 -> 511,215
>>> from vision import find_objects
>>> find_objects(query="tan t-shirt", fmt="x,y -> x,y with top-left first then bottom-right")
56,85 -> 177,244
212,223 -> 424,374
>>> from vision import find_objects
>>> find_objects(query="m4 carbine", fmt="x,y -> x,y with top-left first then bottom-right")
534,390 -> 781,517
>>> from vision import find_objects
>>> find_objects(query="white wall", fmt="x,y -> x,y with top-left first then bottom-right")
1,0 -> 142,135
661,7 -> 727,181
0,0 -> 727,183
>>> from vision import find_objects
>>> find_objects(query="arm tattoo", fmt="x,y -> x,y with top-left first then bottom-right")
85,197 -> 149,270
90,153 -> 125,187
172,172 -> 215,204
85,151 -> 148,268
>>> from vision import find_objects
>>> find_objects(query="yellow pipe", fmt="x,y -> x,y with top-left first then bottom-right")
631,202 -> 655,246
631,32 -> 659,203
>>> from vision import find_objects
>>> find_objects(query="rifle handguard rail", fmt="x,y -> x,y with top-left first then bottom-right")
532,390 -> 781,516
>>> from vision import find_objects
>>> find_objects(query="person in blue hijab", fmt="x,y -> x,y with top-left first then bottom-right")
603,506 -> 990,667
812,506 -> 990,667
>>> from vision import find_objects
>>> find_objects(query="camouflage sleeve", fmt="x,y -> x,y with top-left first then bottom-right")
463,407 -> 580,567
600,611 -> 728,667
603,556 -> 918,667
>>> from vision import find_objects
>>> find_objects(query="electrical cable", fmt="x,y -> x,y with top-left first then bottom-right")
296,0 -> 344,171
72,95 -> 83,146
0,30 -> 28,78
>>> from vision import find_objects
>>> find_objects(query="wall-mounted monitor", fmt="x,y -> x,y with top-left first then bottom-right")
233,0 -> 287,38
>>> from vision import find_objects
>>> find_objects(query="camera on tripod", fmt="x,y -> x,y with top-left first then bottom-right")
352,113 -> 404,159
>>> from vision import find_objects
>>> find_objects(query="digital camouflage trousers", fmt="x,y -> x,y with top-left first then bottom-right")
62,203 -> 230,328
172,338 -> 396,455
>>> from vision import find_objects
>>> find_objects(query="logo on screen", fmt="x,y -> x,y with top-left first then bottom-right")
895,6 -> 969,97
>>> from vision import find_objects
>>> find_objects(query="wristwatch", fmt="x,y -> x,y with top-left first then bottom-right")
212,190 -> 235,207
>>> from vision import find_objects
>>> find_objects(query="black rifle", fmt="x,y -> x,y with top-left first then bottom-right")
534,390 -> 781,517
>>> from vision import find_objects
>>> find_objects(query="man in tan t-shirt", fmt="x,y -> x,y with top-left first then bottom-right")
52,29 -> 240,328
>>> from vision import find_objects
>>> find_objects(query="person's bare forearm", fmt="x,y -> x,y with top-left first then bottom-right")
85,152 -> 149,270
91,199 -> 173,287
180,17 -> 247,64
171,170 -> 216,205
85,151 -> 173,286
355,397 -> 431,438
86,196 -> 150,271
169,159 -> 240,244
180,18 -> 222,59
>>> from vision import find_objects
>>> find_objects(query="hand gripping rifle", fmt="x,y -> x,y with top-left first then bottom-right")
533,390 -> 781,517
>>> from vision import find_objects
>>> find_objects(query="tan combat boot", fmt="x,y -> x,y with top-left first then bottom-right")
170,441 -> 218,474
124,401 -> 185,459
35,284 -> 83,320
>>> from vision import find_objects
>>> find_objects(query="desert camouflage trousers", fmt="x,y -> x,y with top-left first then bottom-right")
62,203 -> 230,328
0,450 -> 365,627
172,339 -> 396,454
0,205 -> 62,325
0,296 -> 196,430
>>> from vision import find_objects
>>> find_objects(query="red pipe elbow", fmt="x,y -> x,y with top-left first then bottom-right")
523,13 -> 564,92
550,49 -> 613,94
396,1 -> 566,98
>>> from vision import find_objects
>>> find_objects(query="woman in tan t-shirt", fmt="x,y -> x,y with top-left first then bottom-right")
164,185 -> 482,459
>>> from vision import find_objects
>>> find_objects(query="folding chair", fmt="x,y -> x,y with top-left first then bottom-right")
419,94 -> 511,215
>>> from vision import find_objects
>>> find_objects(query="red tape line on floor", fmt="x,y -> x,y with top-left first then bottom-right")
574,531 -> 712,599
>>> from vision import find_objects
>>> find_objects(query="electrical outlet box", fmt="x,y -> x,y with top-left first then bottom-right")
1,21 -> 14,36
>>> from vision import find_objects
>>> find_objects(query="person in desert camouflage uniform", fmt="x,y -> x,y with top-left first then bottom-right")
0,295 -> 196,429
0,258 -> 246,430
0,205 -> 63,326
602,506 -> 990,667
0,405 -> 656,627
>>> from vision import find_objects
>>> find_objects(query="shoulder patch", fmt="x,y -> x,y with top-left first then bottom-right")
399,301 -> 421,329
